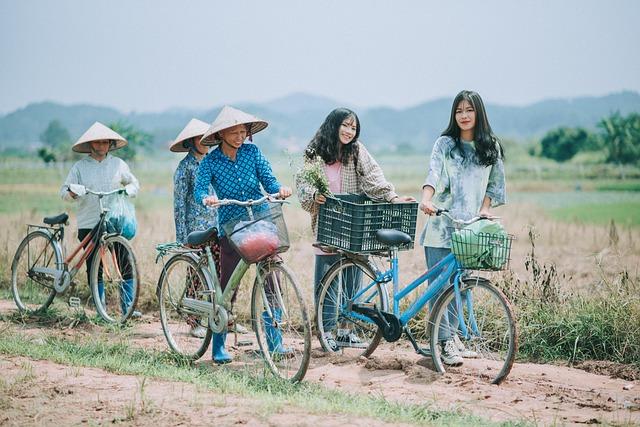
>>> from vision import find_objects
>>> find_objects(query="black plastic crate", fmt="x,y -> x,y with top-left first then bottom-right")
317,194 -> 418,253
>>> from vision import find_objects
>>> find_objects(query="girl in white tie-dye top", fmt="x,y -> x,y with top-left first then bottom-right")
418,90 -> 506,366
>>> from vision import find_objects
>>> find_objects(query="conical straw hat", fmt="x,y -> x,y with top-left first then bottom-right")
201,105 -> 268,146
169,118 -> 210,152
72,122 -> 128,153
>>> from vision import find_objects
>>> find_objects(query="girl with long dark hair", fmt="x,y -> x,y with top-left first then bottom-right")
419,90 -> 506,366
297,107 -> 414,348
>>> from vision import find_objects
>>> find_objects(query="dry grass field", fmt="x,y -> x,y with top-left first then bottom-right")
1,156 -> 639,425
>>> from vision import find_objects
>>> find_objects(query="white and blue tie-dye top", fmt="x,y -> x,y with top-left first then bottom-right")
173,152 -> 218,243
420,136 -> 506,248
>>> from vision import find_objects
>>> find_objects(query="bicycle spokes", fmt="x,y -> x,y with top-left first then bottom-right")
12,231 -> 60,313
252,263 -> 310,382
430,279 -> 516,384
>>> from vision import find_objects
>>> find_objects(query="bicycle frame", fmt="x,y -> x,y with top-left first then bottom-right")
344,249 -> 478,339
177,195 -> 290,332
27,189 -> 122,291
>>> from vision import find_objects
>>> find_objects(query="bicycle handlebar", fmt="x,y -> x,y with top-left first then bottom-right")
85,188 -> 126,197
67,184 -> 126,198
204,193 -> 287,207
435,208 -> 500,226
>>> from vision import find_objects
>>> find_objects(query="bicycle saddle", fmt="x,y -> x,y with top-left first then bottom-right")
43,213 -> 69,225
186,226 -> 219,246
376,229 -> 412,246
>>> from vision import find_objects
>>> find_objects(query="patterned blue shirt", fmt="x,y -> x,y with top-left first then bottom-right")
173,152 -> 218,243
194,143 -> 281,236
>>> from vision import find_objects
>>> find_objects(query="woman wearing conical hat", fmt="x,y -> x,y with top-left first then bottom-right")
60,121 -> 141,317
194,106 -> 292,364
170,118 -> 221,338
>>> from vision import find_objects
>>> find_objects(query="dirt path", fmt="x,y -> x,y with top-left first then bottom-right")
1,356 -> 412,427
1,300 -> 639,426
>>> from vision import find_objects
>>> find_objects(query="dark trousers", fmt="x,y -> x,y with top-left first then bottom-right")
78,228 -> 133,284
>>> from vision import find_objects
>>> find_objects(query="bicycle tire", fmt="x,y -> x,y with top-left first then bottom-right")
11,230 -> 61,313
158,253 -> 213,361
90,234 -> 140,324
251,261 -> 311,382
316,257 -> 386,358
428,276 -> 517,384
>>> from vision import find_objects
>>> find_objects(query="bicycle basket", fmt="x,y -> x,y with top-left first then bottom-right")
317,194 -> 418,253
222,202 -> 289,263
450,227 -> 514,271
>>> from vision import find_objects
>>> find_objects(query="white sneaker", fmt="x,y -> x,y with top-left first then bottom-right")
336,332 -> 368,349
440,339 -> 463,366
190,325 -> 207,338
453,334 -> 479,358
227,320 -> 249,334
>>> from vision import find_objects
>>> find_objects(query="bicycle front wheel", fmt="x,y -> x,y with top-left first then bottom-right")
251,261 -> 311,382
158,254 -> 213,361
316,258 -> 386,359
90,235 -> 140,324
11,230 -> 61,313
428,276 -> 517,384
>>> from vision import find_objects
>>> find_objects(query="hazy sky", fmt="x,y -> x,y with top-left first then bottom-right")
1,0 -> 639,114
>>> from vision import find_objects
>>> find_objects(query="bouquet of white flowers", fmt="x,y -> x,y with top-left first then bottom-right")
299,156 -> 331,197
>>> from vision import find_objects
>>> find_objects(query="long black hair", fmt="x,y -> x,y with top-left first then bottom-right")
442,90 -> 504,166
304,108 -> 360,165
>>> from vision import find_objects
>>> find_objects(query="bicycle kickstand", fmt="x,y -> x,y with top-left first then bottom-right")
404,327 -> 432,357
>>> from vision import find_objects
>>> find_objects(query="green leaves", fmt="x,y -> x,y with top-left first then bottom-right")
299,157 -> 331,196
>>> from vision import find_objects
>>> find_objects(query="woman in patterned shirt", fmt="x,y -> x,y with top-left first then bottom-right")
170,118 -> 220,338
296,108 -> 414,349
419,90 -> 506,366
194,106 -> 292,364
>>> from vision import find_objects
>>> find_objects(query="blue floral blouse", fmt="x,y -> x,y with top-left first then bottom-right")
194,143 -> 281,236
420,136 -> 506,248
173,152 -> 217,243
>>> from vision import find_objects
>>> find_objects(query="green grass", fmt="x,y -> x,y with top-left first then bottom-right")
595,180 -> 640,192
549,201 -> 640,226
0,329 -> 518,427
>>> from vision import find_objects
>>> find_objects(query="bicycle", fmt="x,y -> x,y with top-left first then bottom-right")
10,187 -> 140,324
155,194 -> 311,382
316,208 -> 517,384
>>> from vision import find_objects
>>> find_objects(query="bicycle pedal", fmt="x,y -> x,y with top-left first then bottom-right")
68,296 -> 81,308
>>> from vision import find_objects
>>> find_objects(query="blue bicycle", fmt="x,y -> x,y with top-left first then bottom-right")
316,209 -> 517,384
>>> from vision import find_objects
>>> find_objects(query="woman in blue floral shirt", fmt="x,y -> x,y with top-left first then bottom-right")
419,90 -> 506,366
194,106 -> 292,363
171,118 -> 221,338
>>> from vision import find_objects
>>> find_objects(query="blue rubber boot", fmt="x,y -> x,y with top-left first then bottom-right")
262,309 -> 293,356
97,281 -> 105,307
212,332 -> 232,364
120,279 -> 141,318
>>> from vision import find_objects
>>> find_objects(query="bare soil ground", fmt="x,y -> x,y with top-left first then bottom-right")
1,300 -> 639,426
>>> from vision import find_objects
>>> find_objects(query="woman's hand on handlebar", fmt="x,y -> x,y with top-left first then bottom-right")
419,199 -> 437,216
278,186 -> 292,199
203,195 -> 219,207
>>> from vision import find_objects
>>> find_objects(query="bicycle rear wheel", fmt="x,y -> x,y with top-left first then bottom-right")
158,254 -> 213,360
428,276 -> 517,384
251,261 -> 311,382
11,230 -> 60,313
90,235 -> 140,324
316,258 -> 386,359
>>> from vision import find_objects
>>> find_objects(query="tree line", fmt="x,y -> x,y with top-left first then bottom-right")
34,111 -> 640,166
535,112 -> 640,164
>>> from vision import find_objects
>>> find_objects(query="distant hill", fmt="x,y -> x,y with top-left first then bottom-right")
1,91 -> 639,153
